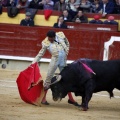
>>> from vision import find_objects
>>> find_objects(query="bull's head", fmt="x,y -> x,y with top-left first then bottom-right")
50,75 -> 67,102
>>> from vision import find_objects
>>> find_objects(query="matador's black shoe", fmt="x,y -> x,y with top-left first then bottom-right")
41,101 -> 50,105
68,99 -> 81,107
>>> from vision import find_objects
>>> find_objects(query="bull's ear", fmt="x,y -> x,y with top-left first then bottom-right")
51,75 -> 62,85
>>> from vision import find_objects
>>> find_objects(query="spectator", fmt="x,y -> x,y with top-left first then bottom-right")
20,12 -> 34,26
97,0 -> 115,17
66,0 -> 80,18
0,1 -> 2,14
53,16 -> 68,28
78,0 -> 92,13
61,9 -> 72,22
25,0 -> 44,19
28,0 -> 43,9
7,0 -> 17,6
114,0 -> 120,14
89,15 -> 103,24
16,0 -> 29,9
54,0 -> 67,11
72,10 -> 88,23
0,0 -> 8,7
103,16 -> 118,25
91,0 -> 100,13
52,0 -> 59,4
40,0 -> 54,10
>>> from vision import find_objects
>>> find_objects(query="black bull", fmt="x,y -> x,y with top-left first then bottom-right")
50,59 -> 120,111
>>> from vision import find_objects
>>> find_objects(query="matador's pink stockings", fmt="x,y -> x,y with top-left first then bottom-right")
42,91 -> 76,103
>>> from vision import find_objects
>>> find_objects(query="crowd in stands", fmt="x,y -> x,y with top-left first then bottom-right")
53,12 -> 118,29
0,0 -> 119,27
0,0 -> 120,13
89,14 -> 118,24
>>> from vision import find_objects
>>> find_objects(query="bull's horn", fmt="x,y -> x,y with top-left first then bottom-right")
56,75 -> 62,82
51,75 -> 62,85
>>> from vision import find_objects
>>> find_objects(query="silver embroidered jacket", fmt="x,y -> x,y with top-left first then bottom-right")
32,32 -> 70,63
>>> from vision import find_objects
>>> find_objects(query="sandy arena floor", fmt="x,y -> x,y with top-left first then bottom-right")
0,69 -> 120,120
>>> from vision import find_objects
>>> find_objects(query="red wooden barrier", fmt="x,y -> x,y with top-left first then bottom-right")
66,22 -> 118,32
109,42 -> 120,60
0,24 -> 120,60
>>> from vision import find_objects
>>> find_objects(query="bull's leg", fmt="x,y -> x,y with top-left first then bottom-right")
81,95 -> 89,108
81,94 -> 85,107
116,78 -> 120,90
82,79 -> 94,111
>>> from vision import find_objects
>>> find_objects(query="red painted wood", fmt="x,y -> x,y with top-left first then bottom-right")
109,42 -> 120,60
66,22 -> 118,31
0,24 -> 120,60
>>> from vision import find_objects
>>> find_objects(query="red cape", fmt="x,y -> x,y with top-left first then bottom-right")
16,62 -> 45,106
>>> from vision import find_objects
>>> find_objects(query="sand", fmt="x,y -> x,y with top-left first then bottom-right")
0,69 -> 120,120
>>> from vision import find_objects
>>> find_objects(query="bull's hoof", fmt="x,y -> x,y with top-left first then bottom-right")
82,107 -> 88,111
68,100 -> 81,107
78,106 -> 88,111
